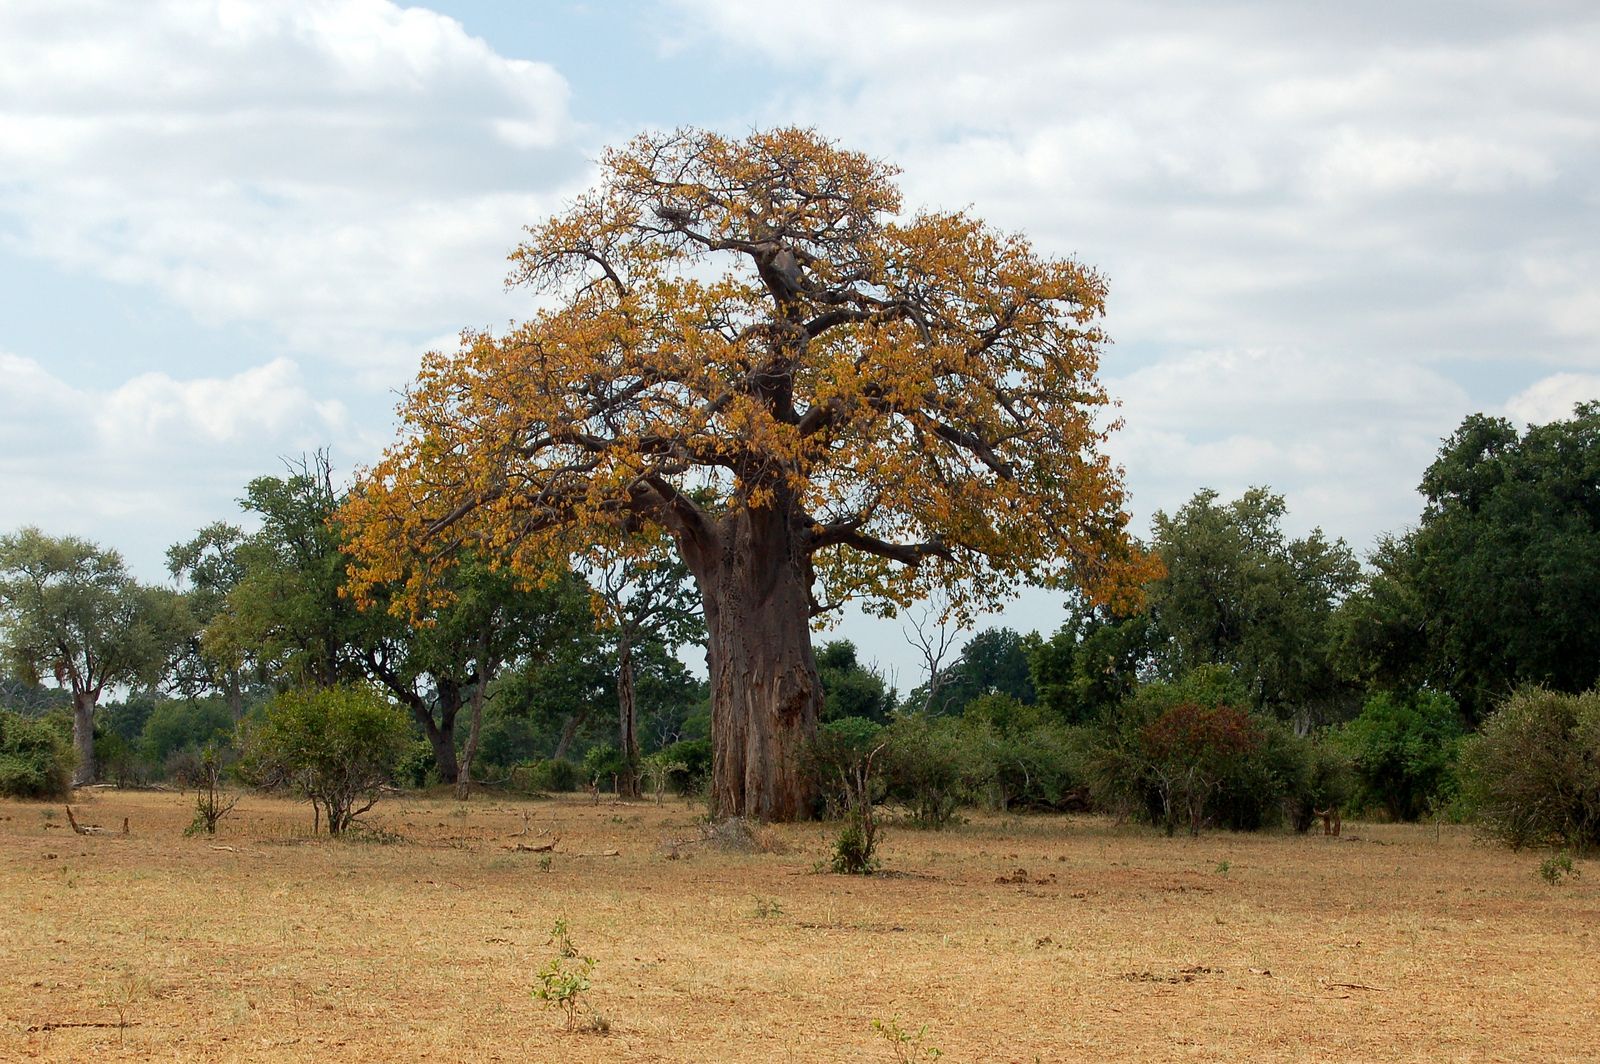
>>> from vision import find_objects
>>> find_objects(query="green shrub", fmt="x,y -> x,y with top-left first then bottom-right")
237,684 -> 411,835
830,810 -> 880,874
655,738 -> 711,795
807,716 -> 885,818
0,710 -> 74,798
1336,690 -> 1463,821
880,713 -> 984,829
581,744 -> 623,788
393,738 -> 439,789
515,757 -> 581,793
1463,687 -> 1600,851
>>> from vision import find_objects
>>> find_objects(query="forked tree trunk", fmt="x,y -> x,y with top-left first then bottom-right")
688,503 -> 822,822
71,690 -> 96,787
412,701 -> 460,785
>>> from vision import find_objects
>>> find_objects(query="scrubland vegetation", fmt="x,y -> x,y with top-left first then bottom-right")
3,128 -> 1597,1060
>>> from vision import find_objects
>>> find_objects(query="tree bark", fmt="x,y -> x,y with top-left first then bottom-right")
455,671 -> 491,800
688,502 -> 821,822
409,692 -> 460,785
616,631 -> 640,799
71,690 -> 96,787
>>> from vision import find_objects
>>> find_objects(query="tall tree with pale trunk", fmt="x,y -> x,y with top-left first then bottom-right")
0,528 -> 189,785
341,127 -> 1156,820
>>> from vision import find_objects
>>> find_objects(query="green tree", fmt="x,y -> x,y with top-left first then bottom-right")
1148,488 -> 1360,726
1336,690 -> 1463,821
360,557 -> 594,793
1030,605 -> 1154,724
204,454 -> 367,691
1337,406 -> 1600,721
237,684 -> 411,834
0,528 -> 190,784
816,640 -> 896,724
592,552 -> 704,798
167,522 -> 257,718
910,627 -> 1037,714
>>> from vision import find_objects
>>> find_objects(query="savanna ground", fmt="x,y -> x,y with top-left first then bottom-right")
2,789 -> 1595,1062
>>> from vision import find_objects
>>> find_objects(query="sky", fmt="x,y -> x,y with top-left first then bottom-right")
2,0 -> 1597,687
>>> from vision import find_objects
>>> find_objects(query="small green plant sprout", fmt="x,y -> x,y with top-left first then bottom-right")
532,918 -> 596,1030
1213,860 -> 1231,875
872,1017 -> 943,1062
751,895 -> 785,918
1538,850 -> 1579,886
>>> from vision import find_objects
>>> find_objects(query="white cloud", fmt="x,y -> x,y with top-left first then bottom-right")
1106,348 -> 1470,550
0,0 -> 590,369
670,0 -> 1600,370
0,351 -> 356,577
1504,372 -> 1600,425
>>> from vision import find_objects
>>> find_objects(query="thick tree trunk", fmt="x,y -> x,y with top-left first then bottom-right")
688,503 -> 821,822
409,695 -> 459,785
71,690 -> 96,787
455,676 -> 490,800
616,632 -> 641,799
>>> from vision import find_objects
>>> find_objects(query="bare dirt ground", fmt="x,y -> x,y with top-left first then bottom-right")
2,789 -> 1595,1062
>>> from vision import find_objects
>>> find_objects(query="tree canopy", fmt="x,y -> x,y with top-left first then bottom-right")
339,127 -> 1156,819
1148,488 -> 1360,725
1336,404 -> 1600,720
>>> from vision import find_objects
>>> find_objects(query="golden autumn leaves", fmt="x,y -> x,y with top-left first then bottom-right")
338,127 -> 1159,623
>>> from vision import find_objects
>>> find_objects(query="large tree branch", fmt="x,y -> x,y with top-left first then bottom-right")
809,525 -> 951,567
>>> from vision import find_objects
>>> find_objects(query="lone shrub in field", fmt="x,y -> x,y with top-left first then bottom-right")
184,743 -> 238,837
1463,687 -> 1600,851
0,710 -> 74,798
237,684 -> 411,835
808,717 -> 886,873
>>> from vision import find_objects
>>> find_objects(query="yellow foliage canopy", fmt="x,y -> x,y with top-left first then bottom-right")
341,127 -> 1157,621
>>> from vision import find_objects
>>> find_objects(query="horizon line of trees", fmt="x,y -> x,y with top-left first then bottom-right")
4,402 -> 1599,847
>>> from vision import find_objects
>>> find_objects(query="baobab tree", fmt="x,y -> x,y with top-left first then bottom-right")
341,127 -> 1156,820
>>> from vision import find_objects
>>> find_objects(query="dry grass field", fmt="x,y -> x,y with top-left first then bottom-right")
2,789 -> 1595,1063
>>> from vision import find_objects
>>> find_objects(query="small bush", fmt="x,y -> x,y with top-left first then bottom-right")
962,695 -> 1092,812
393,739 -> 439,789
183,743 -> 238,837
581,744 -> 623,788
532,918 -> 595,1030
1538,850 -> 1578,885
1463,687 -> 1600,851
880,713 -> 981,829
831,811 -> 880,874
807,716 -> 885,818
236,684 -> 411,835
655,738 -> 711,795
516,757 -> 581,793
0,710 -> 74,799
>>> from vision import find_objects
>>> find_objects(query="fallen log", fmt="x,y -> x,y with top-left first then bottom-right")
508,835 -> 560,853
63,807 -> 128,836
